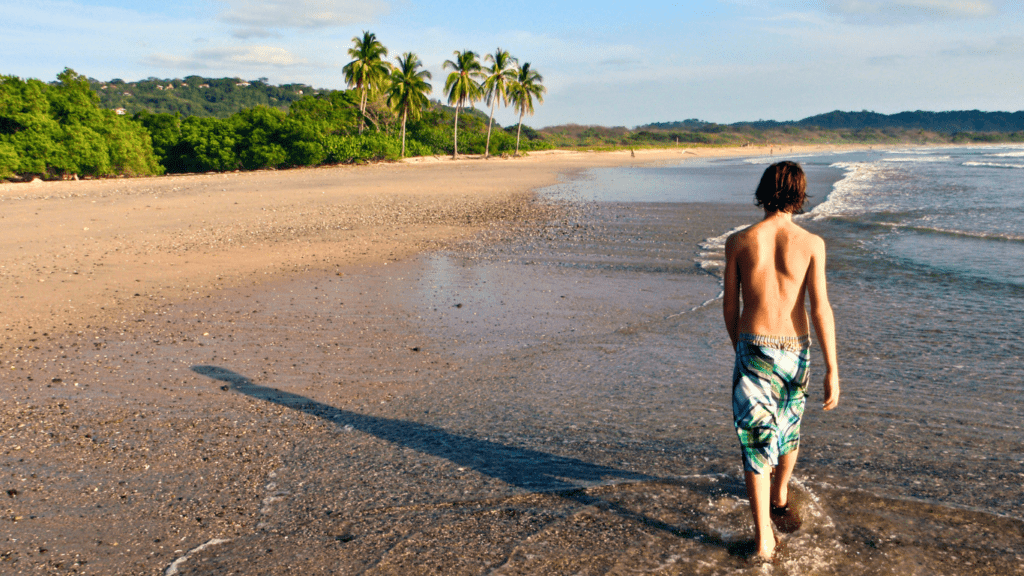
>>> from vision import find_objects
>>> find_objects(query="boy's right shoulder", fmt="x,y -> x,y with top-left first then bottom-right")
790,221 -> 824,245
801,229 -> 827,256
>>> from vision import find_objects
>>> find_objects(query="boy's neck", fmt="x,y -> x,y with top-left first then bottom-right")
763,210 -> 793,222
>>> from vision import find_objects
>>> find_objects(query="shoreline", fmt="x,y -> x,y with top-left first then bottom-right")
0,144 -> 863,350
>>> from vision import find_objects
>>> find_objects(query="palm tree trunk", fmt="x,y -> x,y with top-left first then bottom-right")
485,99 -> 496,158
401,108 -> 408,158
359,87 -> 368,134
515,111 -> 524,156
453,104 -> 460,159
358,86 -> 370,134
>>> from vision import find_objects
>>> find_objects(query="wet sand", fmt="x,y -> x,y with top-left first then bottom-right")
4,146 -> 1019,575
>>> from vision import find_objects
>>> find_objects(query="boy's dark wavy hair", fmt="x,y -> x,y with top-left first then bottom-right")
754,161 -> 807,213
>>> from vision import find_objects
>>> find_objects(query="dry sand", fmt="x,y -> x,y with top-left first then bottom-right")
0,145 -> 869,575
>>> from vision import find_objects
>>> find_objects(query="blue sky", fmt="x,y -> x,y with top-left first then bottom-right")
3,0 -> 1022,127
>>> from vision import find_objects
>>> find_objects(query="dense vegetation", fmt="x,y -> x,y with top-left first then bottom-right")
1,34 -> 552,180
0,69 -> 161,179
133,96 -> 550,175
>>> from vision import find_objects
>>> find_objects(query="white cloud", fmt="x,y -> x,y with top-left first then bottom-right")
823,0 -> 997,22
941,35 -> 1024,57
232,28 -> 282,39
143,46 -> 311,70
217,0 -> 389,30
754,10 -> 837,26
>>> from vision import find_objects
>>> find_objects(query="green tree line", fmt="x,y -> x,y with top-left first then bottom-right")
0,69 -> 161,179
1,34 -> 551,180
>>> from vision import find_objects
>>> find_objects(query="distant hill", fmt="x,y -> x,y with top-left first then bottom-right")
89,76 -> 332,118
427,99 -> 491,124
794,110 -> 1024,133
637,119 -> 717,131
641,110 -> 1024,134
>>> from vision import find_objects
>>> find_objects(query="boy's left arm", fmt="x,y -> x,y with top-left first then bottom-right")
807,236 -> 839,410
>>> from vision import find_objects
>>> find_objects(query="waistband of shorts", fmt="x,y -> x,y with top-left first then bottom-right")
738,333 -> 810,352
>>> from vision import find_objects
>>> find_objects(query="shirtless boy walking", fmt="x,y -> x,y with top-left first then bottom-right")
723,161 -> 840,561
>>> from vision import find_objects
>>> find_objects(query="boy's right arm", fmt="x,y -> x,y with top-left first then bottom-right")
807,236 -> 840,411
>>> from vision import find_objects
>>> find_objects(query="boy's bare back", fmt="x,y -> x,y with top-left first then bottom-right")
724,214 -> 823,341
723,211 -> 839,411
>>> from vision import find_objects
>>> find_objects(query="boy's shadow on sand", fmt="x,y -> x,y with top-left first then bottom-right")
192,365 -> 750,555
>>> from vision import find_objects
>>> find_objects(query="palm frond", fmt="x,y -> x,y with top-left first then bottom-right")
443,50 -> 484,108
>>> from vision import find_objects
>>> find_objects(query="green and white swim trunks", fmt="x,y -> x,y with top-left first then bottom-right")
732,333 -> 811,474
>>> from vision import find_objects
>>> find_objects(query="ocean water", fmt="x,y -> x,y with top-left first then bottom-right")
182,147 -> 1024,574
442,146 -> 1024,572
531,146 -> 1024,572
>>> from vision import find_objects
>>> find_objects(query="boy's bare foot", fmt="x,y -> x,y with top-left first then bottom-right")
770,501 -> 802,533
751,533 -> 786,566
754,530 -> 776,562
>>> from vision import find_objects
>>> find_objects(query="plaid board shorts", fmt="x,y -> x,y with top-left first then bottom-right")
732,333 -> 810,474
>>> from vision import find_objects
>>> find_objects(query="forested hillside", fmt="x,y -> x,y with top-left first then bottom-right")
795,110 -> 1024,133
91,76 -> 320,118
641,110 -> 1024,134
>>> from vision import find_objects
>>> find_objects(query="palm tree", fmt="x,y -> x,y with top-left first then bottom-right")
388,52 -> 432,158
509,62 -> 546,156
482,48 -> 517,158
443,50 -> 484,159
343,31 -> 390,133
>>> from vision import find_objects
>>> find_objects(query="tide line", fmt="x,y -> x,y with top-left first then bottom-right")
666,290 -> 724,319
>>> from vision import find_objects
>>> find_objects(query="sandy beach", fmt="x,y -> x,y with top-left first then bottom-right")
10,144 -> 1014,576
0,145 -> 848,350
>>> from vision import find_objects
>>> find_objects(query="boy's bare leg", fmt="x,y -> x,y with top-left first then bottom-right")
768,449 -> 803,533
771,449 -> 799,508
744,470 -> 776,559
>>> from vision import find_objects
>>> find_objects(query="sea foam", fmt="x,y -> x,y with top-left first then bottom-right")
963,161 -> 1024,169
806,162 -> 881,219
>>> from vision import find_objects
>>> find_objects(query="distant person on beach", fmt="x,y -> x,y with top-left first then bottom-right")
723,161 -> 840,561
